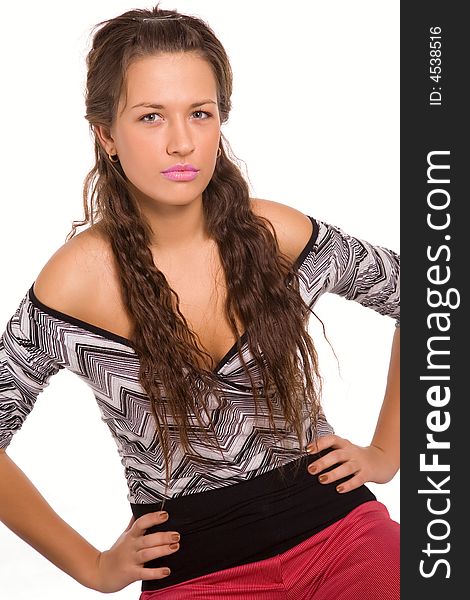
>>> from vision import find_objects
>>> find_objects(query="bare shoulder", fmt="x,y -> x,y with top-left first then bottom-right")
33,224 -> 119,320
250,198 -> 314,263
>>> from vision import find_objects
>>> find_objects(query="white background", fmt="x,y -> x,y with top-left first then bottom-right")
0,1 -> 399,598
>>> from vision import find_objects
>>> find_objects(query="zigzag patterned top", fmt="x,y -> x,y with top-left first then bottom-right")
0,217 -> 400,503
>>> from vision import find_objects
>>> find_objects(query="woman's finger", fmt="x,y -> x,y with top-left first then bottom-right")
137,566 -> 172,581
316,462 -> 358,484
136,540 -> 180,564
306,434 -> 344,454
131,511 -> 169,536
335,473 -> 365,494
307,448 -> 350,474
138,530 -> 180,550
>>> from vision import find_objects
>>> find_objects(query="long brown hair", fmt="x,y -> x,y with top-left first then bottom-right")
68,3 -> 323,482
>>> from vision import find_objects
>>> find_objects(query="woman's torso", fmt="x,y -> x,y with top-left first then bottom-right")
2,201 -> 399,502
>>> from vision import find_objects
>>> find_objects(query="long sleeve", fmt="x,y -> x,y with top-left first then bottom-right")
0,291 -> 63,449
308,219 -> 400,326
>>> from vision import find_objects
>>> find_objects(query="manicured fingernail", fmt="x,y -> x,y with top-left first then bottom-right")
308,466 -> 317,474
160,511 -> 169,520
171,533 -> 180,542
169,543 -> 179,550
336,485 -> 344,493
318,474 -> 328,483
162,568 -> 171,576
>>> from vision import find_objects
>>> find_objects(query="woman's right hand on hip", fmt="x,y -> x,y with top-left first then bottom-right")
92,511 -> 180,593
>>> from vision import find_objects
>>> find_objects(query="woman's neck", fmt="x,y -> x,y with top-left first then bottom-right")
135,193 -> 211,251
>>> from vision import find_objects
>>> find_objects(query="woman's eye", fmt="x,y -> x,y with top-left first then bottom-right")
192,110 -> 211,119
141,113 -> 162,123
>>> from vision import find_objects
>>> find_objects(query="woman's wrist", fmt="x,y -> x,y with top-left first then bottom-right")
367,443 -> 400,483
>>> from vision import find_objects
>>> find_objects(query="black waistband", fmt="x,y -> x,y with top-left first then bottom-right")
130,452 -> 376,591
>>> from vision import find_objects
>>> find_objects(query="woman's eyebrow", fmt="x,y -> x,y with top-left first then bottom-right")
131,99 -> 217,109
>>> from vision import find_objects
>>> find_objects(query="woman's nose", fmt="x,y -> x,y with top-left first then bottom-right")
166,120 -> 195,156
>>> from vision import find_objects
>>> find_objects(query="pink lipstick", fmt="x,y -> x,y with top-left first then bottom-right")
161,163 -> 200,182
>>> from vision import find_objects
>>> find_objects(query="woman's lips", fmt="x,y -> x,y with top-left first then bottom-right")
161,170 -> 199,181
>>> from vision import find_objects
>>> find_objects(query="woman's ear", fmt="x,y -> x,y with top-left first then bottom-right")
94,124 -> 116,155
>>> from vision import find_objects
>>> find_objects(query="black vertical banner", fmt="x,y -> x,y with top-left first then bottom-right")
401,2 -> 467,599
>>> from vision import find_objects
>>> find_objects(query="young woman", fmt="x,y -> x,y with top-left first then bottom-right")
0,4 -> 400,599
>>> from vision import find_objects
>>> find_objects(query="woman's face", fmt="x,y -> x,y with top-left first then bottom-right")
97,52 -> 221,210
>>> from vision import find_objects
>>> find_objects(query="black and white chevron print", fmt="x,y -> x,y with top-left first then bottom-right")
0,217 -> 399,503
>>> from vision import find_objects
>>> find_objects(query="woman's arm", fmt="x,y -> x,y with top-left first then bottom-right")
0,448 -> 179,592
306,326 -> 400,492
1,237 -> 180,591
0,449 -> 102,589
370,325 -> 400,476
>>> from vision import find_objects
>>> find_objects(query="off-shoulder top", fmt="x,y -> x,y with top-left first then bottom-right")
0,217 -> 400,504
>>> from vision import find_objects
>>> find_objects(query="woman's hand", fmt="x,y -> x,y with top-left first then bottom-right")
306,434 -> 399,494
91,511 -> 180,593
